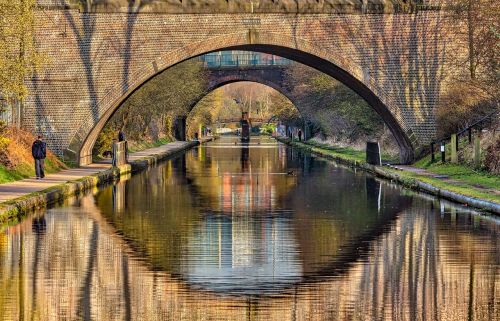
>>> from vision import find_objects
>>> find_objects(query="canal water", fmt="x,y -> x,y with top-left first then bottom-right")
0,136 -> 498,321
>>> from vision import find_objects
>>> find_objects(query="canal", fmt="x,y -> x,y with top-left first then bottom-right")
0,136 -> 498,320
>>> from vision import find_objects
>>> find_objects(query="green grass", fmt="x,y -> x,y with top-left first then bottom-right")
414,155 -> 499,191
0,158 -> 67,184
296,140 -> 366,163
0,165 -> 26,183
127,137 -> 173,153
392,169 -> 500,203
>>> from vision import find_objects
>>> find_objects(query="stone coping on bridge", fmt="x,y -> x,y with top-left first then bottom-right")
37,0 -> 442,14
0,138 -> 213,225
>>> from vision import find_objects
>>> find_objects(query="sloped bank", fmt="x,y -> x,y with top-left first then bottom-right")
0,140 -> 211,226
276,137 -> 500,215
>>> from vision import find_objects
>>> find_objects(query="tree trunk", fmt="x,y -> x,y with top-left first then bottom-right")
467,0 -> 476,79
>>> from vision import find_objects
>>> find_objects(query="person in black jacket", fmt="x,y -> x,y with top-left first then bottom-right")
32,135 -> 47,179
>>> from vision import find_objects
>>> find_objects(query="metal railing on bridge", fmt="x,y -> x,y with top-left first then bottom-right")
199,51 -> 292,68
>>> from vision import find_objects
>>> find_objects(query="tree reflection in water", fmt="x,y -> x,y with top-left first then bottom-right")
0,137 -> 498,321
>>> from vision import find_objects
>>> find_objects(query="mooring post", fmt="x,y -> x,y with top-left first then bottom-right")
366,142 -> 382,166
112,141 -> 127,167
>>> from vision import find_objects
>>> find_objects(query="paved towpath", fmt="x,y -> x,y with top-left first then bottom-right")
0,141 -> 194,203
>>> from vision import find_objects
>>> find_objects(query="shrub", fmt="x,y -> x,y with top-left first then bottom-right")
93,126 -> 116,158
484,136 -> 500,174
436,81 -> 495,139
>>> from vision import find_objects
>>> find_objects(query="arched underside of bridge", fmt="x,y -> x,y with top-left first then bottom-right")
70,42 -> 417,166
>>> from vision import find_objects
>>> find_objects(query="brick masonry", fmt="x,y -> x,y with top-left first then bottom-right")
25,7 -> 450,164
206,67 -> 293,99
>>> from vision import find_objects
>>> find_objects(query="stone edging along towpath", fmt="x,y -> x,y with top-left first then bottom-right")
276,137 -> 500,215
0,139 -> 213,225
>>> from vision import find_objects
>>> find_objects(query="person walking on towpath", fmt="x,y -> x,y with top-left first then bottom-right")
31,135 -> 46,179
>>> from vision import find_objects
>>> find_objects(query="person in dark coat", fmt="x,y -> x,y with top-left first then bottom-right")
32,135 -> 47,179
298,129 -> 302,141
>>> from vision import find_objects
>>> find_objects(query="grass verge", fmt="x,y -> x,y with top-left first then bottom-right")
0,157 -> 66,184
127,137 -> 173,153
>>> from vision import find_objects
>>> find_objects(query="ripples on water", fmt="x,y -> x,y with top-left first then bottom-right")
0,136 -> 498,320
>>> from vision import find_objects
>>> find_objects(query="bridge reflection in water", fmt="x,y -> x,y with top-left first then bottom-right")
0,137 -> 498,320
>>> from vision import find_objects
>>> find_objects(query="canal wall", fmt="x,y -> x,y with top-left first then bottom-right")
0,139 -> 212,226
276,137 -> 500,215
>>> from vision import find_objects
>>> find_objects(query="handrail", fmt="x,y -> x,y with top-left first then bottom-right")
457,110 -> 498,136
429,109 -> 498,162
431,110 -> 498,145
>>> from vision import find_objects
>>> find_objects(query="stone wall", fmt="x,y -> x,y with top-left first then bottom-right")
25,8 -> 450,164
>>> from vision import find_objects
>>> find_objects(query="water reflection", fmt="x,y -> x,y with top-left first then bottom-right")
0,136 -> 498,321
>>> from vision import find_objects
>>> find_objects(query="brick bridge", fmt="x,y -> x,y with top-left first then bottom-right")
206,66 -> 293,101
25,1 -> 450,165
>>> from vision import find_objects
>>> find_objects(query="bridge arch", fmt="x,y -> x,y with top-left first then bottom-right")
186,78 -> 300,136
204,69 -> 295,103
69,32 -> 416,165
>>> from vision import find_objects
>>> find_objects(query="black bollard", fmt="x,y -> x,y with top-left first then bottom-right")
440,141 -> 446,162
366,142 -> 381,165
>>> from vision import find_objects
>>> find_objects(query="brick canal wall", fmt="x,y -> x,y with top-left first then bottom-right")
25,7 -> 451,164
